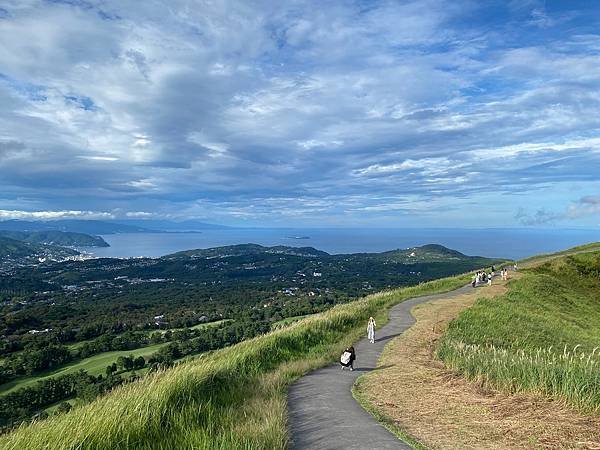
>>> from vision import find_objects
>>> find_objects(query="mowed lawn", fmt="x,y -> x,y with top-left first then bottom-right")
1,320 -> 231,396
0,343 -> 168,395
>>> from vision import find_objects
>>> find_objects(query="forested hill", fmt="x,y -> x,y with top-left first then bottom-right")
166,243 -> 494,264
167,244 -> 330,259
0,242 -> 503,430
0,219 -> 152,234
0,230 -> 109,248
0,237 -> 78,261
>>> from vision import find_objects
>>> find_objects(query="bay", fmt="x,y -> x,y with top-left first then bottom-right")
83,227 -> 600,260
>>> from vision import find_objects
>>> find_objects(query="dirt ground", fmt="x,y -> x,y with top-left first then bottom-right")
356,278 -> 600,450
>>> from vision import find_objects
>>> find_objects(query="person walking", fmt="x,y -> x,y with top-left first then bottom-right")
367,317 -> 376,343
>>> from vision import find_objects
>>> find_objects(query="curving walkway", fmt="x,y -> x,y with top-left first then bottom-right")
287,283 -> 476,450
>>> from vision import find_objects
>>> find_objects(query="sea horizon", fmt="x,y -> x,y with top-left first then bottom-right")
83,227 -> 600,260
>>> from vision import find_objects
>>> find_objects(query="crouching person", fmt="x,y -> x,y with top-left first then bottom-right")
340,346 -> 356,371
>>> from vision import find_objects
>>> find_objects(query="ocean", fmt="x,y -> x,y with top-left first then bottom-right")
82,228 -> 600,260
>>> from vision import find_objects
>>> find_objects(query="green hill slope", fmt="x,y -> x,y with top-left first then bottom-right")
0,230 -> 109,248
438,243 -> 600,412
0,237 -> 78,261
0,274 -> 471,449
3,244 -> 595,449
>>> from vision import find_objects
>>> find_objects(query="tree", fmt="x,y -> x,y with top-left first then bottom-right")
133,356 -> 145,370
56,402 -> 72,414
116,355 -> 133,371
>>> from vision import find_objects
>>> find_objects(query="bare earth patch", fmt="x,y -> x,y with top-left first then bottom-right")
355,278 -> 600,450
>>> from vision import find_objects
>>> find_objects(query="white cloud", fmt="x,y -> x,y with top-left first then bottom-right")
567,196 -> 600,218
1,1 -> 600,226
353,158 -> 454,176
0,209 -> 115,220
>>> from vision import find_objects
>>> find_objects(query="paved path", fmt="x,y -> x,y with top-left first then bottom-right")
287,283 -> 476,450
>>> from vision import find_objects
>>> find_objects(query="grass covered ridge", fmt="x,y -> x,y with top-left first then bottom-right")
438,250 -> 600,413
1,275 -> 471,449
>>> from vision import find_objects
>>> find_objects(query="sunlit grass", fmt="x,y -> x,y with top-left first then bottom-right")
438,251 -> 600,413
1,275 -> 470,449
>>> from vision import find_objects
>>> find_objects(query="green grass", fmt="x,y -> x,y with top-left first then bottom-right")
438,250 -> 600,413
519,242 -> 600,266
165,319 -> 231,333
0,343 -> 168,395
2,320 -> 231,395
0,273 -> 472,449
44,399 -> 75,415
66,339 -> 94,351
270,314 -> 314,330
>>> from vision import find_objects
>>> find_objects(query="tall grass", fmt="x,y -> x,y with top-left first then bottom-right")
438,251 -> 600,413
1,275 -> 470,449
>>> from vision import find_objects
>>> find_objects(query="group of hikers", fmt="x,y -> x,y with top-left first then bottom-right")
342,263 -> 520,370
472,270 -> 492,287
340,316 -> 376,370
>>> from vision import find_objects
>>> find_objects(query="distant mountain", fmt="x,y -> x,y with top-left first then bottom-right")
116,219 -> 230,232
372,244 -> 475,263
0,220 -> 154,235
164,243 -> 492,263
0,230 -> 109,248
166,244 -> 329,259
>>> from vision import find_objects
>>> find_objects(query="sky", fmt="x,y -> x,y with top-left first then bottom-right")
1,0 -> 600,228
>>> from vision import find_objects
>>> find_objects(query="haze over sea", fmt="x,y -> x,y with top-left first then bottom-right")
87,228 -> 599,260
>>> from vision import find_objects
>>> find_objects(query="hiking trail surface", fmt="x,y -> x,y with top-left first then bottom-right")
288,283 -> 475,450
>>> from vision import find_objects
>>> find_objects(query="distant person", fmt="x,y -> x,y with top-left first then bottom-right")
514,263 -> 518,271
367,317 -> 376,343
487,274 -> 492,286
340,346 -> 356,371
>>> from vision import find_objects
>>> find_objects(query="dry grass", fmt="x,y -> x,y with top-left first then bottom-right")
355,277 -> 600,450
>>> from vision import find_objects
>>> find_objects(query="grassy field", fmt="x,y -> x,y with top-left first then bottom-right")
271,314 -> 314,330
0,273 -> 473,449
163,319 -> 231,333
438,249 -> 600,413
2,320 -> 231,395
0,343 -> 168,395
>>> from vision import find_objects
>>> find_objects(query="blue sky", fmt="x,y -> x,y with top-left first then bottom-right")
0,0 -> 600,227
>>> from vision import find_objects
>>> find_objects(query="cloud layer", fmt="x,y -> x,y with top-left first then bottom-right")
1,0 -> 600,226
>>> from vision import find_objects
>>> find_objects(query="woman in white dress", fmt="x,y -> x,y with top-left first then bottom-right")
367,316 -> 376,343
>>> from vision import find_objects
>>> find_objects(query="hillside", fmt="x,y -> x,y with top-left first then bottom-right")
353,243 -> 600,449
0,242 -> 501,435
166,243 -> 330,259
0,274 -> 471,449
0,220 -> 153,235
166,243 -> 486,262
0,230 -> 109,248
439,245 -> 600,412
0,237 -> 78,264
3,244 -> 594,448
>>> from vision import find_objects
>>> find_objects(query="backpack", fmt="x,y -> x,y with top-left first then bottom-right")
340,351 -> 352,365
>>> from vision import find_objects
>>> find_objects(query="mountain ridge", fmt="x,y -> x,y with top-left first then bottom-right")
0,230 -> 109,248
